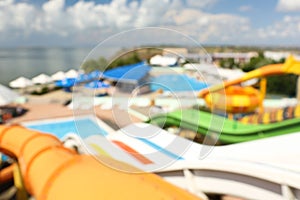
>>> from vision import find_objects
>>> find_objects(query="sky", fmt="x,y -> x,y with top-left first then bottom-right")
1,0 -> 300,47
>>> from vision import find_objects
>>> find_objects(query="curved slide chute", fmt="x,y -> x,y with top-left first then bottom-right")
79,123 -> 300,200
0,125 -> 199,200
204,85 -> 262,113
199,56 -> 300,97
0,164 -> 14,184
148,109 -> 300,143
198,56 -> 300,113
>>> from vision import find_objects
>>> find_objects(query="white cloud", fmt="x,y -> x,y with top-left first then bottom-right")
185,0 -> 218,9
169,9 -> 251,44
239,5 -> 252,12
0,0 -> 299,46
0,0 -> 35,32
0,0 -> 13,7
40,0 -> 69,36
277,0 -> 300,12
42,0 -> 64,13
134,0 -> 185,27
257,15 -> 300,39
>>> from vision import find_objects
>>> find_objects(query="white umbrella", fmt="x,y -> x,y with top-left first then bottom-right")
9,76 -> 33,88
51,71 -> 66,81
65,69 -> 78,79
32,73 -> 53,84
0,84 -> 20,105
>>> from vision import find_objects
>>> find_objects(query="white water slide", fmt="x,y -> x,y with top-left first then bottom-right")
64,122 -> 300,200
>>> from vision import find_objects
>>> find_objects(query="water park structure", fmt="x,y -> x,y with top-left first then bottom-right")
149,56 -> 300,143
70,123 -> 300,200
0,125 -> 199,200
1,55 -> 300,200
199,56 -> 300,114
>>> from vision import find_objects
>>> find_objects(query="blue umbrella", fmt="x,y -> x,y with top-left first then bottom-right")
76,74 -> 90,83
85,80 -> 110,89
88,70 -> 103,80
55,78 -> 76,87
75,71 -> 103,83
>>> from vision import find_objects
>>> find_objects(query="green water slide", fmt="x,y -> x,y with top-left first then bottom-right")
147,109 -> 300,144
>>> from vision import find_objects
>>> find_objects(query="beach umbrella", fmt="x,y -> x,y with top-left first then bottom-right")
76,71 -> 103,83
65,69 -> 78,79
51,71 -> 66,81
0,84 -> 19,105
55,78 -> 76,92
76,73 -> 90,83
9,76 -> 33,88
32,73 -> 53,84
55,78 -> 76,88
88,70 -> 102,80
85,80 -> 110,89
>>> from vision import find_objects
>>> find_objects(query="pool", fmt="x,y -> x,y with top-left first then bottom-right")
24,116 -> 110,139
150,74 -> 209,92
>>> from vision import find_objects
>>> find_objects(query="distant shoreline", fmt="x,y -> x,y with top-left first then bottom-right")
1,44 -> 300,52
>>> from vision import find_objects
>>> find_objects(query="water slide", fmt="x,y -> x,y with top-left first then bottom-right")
148,109 -> 300,143
198,56 -> 300,113
15,117 -> 300,199
66,123 -> 300,200
3,57 -> 300,199
0,125 -> 200,200
199,55 -> 300,97
146,56 -> 300,143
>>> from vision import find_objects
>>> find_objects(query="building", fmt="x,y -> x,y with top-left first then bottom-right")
161,48 -> 258,64
212,52 -> 258,63
182,53 -> 212,63
263,51 -> 300,61
103,62 -> 151,94
149,55 -> 178,67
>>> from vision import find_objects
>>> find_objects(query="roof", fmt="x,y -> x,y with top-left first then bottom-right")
103,62 -> 150,82
149,55 -> 178,66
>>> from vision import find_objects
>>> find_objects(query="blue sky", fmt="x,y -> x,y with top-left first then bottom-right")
210,0 -> 277,27
1,0 -> 300,47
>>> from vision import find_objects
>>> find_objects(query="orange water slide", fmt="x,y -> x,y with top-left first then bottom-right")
204,85 -> 262,113
0,125 -> 200,200
198,56 -> 300,113
199,56 -> 300,97
0,164 -> 14,183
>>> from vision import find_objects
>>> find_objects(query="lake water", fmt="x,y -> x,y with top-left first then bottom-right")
0,47 -> 119,86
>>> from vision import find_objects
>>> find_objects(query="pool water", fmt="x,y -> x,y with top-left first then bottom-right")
26,117 -> 108,139
150,74 -> 209,92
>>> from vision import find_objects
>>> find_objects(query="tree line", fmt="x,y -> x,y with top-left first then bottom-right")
81,48 -> 162,73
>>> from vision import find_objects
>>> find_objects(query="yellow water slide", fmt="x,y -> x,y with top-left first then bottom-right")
199,56 -> 300,113
0,125 -> 200,200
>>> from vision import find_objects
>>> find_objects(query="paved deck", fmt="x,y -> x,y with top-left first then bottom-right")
10,102 -> 141,130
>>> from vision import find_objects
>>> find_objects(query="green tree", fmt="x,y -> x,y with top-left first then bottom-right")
82,59 -> 99,73
219,58 -> 240,69
97,57 -> 108,71
241,52 -> 275,72
81,57 -> 108,73
109,52 -> 142,68
242,54 -> 296,96
267,74 -> 297,97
